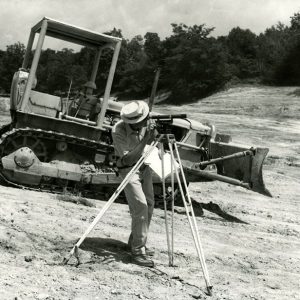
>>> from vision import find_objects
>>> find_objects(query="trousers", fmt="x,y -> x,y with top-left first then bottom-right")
120,165 -> 154,255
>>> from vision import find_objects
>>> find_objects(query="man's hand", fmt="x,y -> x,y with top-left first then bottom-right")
144,121 -> 158,143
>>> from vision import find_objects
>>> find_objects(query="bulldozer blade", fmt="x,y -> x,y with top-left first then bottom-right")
185,141 -> 271,197
210,141 -> 271,196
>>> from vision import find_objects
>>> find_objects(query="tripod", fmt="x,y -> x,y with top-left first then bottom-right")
63,134 -> 212,295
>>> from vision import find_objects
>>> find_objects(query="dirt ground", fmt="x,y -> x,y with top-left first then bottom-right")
0,85 -> 299,300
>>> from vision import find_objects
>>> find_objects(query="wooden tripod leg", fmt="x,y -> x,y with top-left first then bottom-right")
170,142 -> 175,266
173,143 -> 212,287
169,141 -> 212,295
161,143 -> 172,266
167,139 -> 175,266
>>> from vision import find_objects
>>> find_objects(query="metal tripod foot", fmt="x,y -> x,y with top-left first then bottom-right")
206,286 -> 213,296
62,245 -> 80,266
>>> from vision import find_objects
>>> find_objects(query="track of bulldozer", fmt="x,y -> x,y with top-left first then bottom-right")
0,126 -> 119,198
0,127 -> 114,159
0,125 -> 174,206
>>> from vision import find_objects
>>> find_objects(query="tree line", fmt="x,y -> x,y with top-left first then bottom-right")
0,12 -> 299,104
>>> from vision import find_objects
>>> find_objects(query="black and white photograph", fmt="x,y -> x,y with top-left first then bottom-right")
0,0 -> 299,299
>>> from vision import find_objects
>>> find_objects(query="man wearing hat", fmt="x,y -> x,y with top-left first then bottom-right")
112,100 -> 157,267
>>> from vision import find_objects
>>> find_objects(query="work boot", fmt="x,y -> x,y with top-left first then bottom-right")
132,254 -> 154,267
127,243 -> 155,257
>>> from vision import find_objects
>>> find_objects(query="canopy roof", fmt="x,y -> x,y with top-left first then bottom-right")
31,17 -> 122,48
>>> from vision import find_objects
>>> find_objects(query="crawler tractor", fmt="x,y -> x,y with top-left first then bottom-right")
0,17 -> 271,202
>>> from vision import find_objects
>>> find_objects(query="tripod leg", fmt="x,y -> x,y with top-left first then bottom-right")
169,142 -> 212,294
63,139 -> 160,265
168,141 -> 175,266
161,143 -> 172,266
173,143 -> 211,282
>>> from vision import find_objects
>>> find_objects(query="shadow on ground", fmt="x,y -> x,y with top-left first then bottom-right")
80,237 -> 131,264
174,199 -> 248,224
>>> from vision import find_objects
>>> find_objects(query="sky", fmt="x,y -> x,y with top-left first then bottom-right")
0,0 -> 299,50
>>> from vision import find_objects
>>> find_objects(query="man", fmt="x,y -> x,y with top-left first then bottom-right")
112,101 -> 157,267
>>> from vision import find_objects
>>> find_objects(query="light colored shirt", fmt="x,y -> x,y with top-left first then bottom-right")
112,120 -> 146,158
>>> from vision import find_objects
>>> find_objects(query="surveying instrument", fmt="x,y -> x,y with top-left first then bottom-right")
63,129 -> 213,295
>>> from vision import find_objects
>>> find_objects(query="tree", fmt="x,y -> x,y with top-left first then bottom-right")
161,23 -> 229,104
144,32 -> 163,64
0,49 -> 5,92
256,22 -> 290,81
225,27 -> 258,78
0,42 -> 25,92
36,48 -> 83,94
116,35 -> 152,97
273,41 -> 300,85
290,12 -> 300,31
258,12 -> 300,85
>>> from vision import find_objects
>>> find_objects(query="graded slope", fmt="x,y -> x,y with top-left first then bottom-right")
0,85 -> 299,299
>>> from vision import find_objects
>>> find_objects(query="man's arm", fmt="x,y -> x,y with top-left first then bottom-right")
120,137 -> 148,167
113,123 -> 157,168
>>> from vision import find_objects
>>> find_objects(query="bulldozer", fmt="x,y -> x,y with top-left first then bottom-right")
0,17 -> 271,202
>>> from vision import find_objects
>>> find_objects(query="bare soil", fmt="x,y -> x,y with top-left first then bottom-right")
0,85 -> 299,300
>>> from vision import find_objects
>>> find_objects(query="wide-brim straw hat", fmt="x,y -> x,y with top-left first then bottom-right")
120,101 -> 149,124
